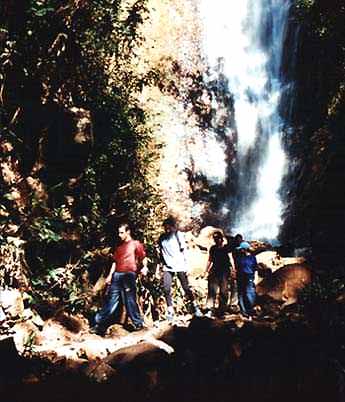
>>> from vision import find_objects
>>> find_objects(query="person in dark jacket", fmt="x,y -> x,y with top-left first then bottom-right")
204,231 -> 235,317
235,241 -> 258,320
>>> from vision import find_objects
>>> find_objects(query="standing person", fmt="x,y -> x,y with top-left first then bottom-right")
158,217 -> 202,321
235,241 -> 258,320
204,231 -> 235,318
231,233 -> 243,270
227,233 -> 243,309
91,223 -> 148,335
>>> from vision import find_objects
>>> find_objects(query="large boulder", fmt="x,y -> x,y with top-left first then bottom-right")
185,226 -> 226,277
12,321 -> 44,353
256,263 -> 312,305
0,336 -> 27,380
186,226 -> 219,250
186,317 -> 238,370
184,227 -> 215,277
104,340 -> 173,369
84,359 -> 117,383
0,288 -> 24,318
255,251 -> 284,272
103,339 -> 174,392
40,318 -> 79,344
255,251 -> 306,273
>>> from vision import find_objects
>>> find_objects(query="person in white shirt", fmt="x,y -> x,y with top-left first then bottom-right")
158,216 -> 202,321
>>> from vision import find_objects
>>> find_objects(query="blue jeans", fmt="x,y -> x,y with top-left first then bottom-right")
237,274 -> 256,316
162,271 -> 195,307
94,272 -> 143,328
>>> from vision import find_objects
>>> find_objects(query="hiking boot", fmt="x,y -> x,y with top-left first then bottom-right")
166,311 -> 174,322
90,325 -> 106,336
194,306 -> 203,318
131,323 -> 145,332
229,304 -> 240,313
124,322 -> 146,332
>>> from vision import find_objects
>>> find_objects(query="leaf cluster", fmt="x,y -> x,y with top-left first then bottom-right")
0,0 -> 166,314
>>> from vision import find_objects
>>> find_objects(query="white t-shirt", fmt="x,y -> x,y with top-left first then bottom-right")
159,231 -> 189,272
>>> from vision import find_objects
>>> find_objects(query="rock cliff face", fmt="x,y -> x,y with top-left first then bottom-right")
142,1 -> 344,262
138,0 -> 345,261
280,1 -> 345,268
138,0 -> 236,229
1,0 -> 344,328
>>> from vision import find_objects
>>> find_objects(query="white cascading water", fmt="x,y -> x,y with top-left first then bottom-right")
200,0 -> 291,241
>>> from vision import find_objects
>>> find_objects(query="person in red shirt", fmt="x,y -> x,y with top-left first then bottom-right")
91,223 -> 148,335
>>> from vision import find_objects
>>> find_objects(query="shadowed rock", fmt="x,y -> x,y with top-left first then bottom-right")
257,263 -> 312,305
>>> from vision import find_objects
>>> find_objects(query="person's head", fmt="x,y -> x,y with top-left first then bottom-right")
236,241 -> 252,255
163,216 -> 177,234
118,223 -> 132,242
234,233 -> 243,246
212,231 -> 224,246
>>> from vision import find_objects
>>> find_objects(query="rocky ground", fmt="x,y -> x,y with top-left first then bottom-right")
0,227 -> 343,402
1,306 -> 344,402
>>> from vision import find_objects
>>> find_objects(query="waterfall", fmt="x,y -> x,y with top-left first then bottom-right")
200,0 -> 292,241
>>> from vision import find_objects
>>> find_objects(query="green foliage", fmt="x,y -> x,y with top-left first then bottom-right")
30,217 -> 62,243
297,271 -> 345,337
294,0 -> 345,40
29,1 -> 55,18
137,274 -> 165,320
22,330 -> 37,357
295,0 -> 315,10
138,274 -> 163,300
299,273 -> 345,305
0,0 -> 166,315
30,261 -> 90,313
0,237 -> 28,289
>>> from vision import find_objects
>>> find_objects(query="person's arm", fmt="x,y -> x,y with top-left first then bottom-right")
105,262 -> 116,285
177,231 -> 192,273
229,252 -> 235,269
205,255 -> 213,276
139,256 -> 149,276
158,237 -> 167,268
204,247 -> 214,276
136,241 -> 148,275
229,252 -> 236,278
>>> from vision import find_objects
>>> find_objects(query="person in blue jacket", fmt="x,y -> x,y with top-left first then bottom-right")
235,241 -> 258,320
